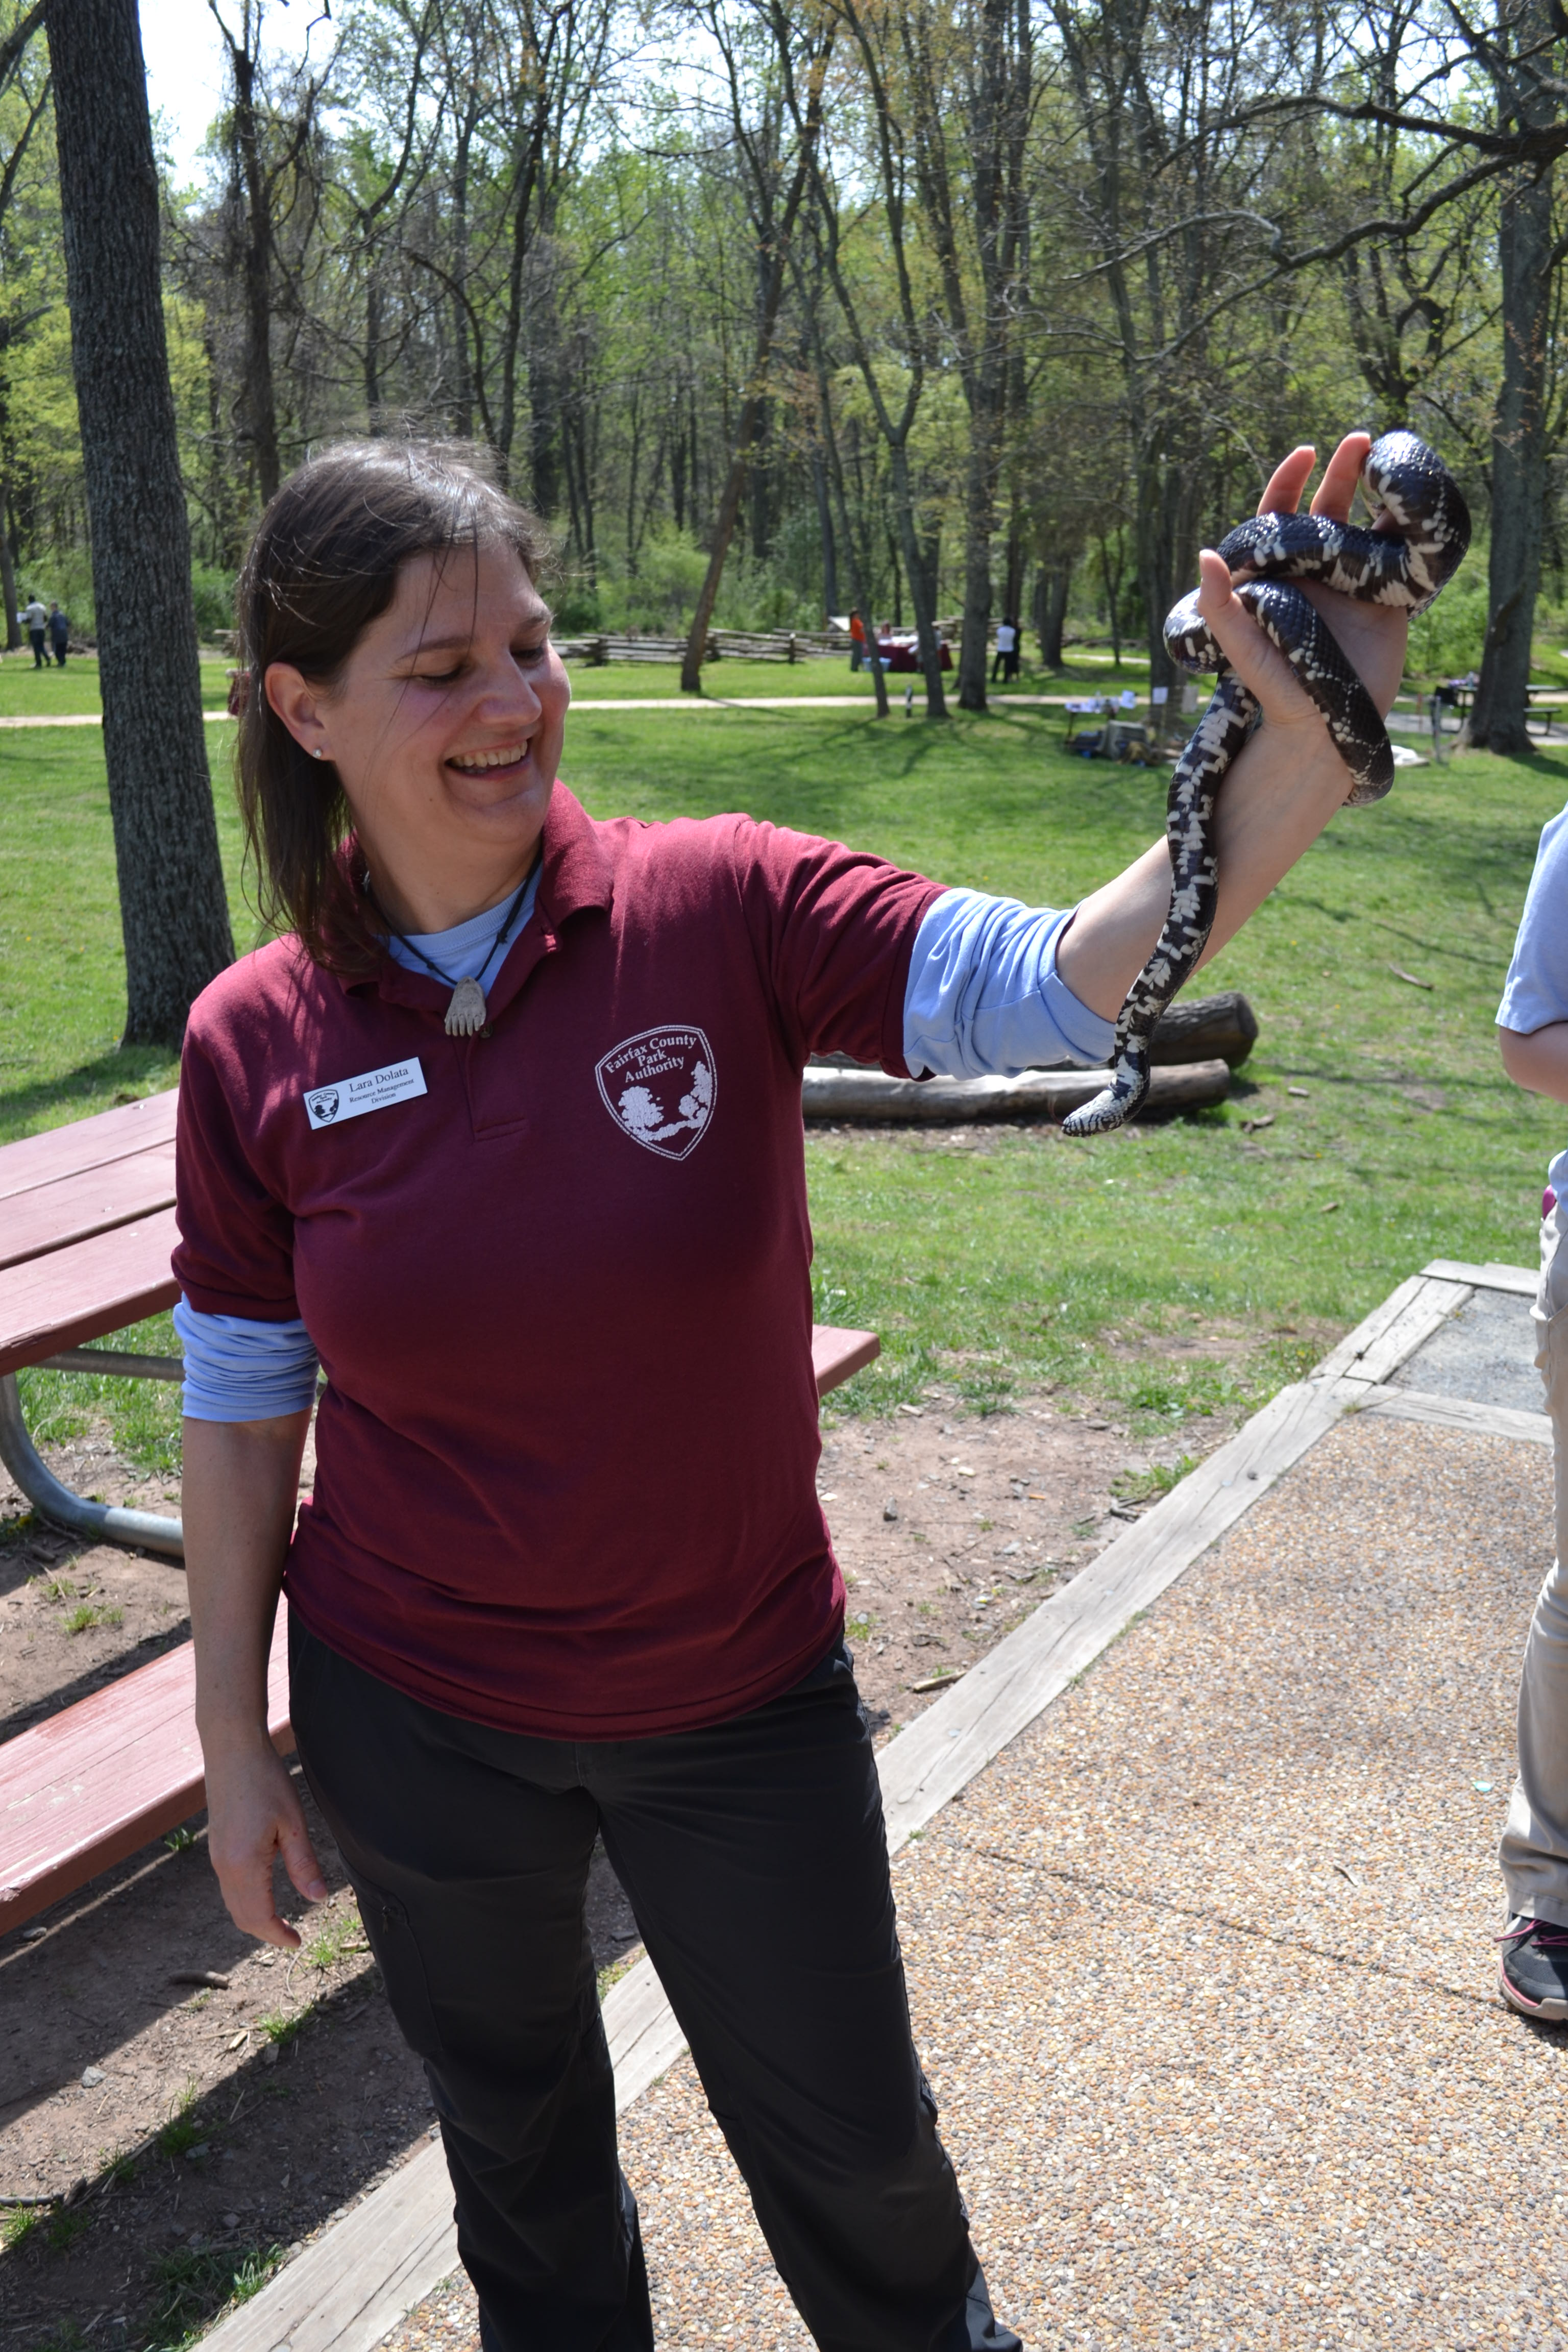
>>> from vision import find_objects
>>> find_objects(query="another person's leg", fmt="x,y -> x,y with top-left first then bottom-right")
1499,1195 -> 1568,2016
29,627 -> 42,668
288,1615 -> 653,2351
593,1641 -> 1019,2352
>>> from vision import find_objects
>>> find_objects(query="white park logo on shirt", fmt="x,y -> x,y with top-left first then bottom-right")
595,1026 -> 716,1160
303,1059 -> 427,1130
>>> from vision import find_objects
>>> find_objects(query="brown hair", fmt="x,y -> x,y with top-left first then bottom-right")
234,440 -> 551,974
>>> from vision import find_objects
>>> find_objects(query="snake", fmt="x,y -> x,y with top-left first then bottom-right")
1060,430 -> 1472,1138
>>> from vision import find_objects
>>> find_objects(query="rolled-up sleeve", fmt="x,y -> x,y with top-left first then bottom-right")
902,888 -> 1116,1077
175,1296 -> 320,1422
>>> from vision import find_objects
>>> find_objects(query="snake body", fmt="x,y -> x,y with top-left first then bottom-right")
1060,431 -> 1471,1138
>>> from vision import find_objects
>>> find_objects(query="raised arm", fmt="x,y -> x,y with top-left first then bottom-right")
184,1412 -> 327,1948
1058,434 -> 1409,1020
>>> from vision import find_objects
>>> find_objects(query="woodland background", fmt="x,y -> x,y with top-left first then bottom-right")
0,0 -> 1563,723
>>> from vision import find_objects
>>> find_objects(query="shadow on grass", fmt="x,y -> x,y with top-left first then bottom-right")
0,1044 -> 180,1139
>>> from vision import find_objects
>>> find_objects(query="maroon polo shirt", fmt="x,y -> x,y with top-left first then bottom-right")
174,785 -> 942,1738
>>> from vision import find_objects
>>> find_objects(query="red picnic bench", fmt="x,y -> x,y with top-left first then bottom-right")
0,1087 -> 880,1930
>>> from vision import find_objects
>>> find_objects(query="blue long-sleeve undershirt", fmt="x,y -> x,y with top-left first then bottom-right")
179,884 -> 1111,1420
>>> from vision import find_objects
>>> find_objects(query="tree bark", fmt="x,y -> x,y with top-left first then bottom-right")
47,0 -> 234,1044
679,153 -> 813,693
811,447 -> 838,618
1034,557 -> 1070,667
223,21 -> 282,505
1471,19 -> 1557,755
0,486 -> 18,649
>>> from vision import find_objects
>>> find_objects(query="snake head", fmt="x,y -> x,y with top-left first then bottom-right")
1163,589 -> 1220,675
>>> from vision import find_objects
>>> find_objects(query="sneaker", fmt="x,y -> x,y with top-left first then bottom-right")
1498,1916 -> 1568,2019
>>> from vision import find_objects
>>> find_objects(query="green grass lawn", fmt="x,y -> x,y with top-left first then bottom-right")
3,689 -> 1564,1465
0,650 -> 237,718
560,651 -> 1145,701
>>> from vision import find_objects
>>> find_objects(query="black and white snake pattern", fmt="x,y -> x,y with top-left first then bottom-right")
1060,431 -> 1472,1138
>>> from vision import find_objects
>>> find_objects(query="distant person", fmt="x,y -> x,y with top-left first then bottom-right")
22,593 -> 45,668
848,608 -> 866,671
47,602 -> 68,668
991,615 -> 1017,683
1428,680 -> 1454,761
1496,801 -> 1568,2019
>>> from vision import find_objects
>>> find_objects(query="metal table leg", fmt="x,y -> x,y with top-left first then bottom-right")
0,1368 -> 184,1559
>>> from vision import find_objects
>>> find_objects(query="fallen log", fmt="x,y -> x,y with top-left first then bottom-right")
800,1057 -> 1231,1123
1146,990 -> 1257,1069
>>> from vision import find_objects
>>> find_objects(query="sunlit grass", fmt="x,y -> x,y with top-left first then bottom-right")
3,695 -> 1563,1452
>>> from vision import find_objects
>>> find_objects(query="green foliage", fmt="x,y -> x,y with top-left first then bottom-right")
62,1601 -> 121,1634
153,2081 -> 203,2160
1,2203 -> 42,2250
190,565 -> 238,641
257,2004 -> 312,2046
302,1902 -> 369,1971
1407,554 -> 1490,679
602,526 -> 709,633
17,1314 -> 184,1475
149,2242 -> 284,2341
3,701 -> 1566,1467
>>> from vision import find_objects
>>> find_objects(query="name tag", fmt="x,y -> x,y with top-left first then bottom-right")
303,1059 -> 426,1130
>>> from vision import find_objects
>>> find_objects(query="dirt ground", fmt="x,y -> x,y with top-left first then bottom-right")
0,1388 -> 1221,2352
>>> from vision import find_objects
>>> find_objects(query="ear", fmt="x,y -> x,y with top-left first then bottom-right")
264,662 -> 332,761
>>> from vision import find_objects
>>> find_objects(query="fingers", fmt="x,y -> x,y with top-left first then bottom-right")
216,1839 -> 304,1950
280,1810 -> 330,1907
1257,445 -> 1316,518
1193,550 -> 1317,727
206,1749 -> 326,1949
1308,432 -> 1372,522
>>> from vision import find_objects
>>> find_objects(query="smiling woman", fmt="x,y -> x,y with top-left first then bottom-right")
235,443 -> 561,975
172,430 -> 1398,2352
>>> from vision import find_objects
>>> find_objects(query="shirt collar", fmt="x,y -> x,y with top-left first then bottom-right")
344,781 -> 615,1018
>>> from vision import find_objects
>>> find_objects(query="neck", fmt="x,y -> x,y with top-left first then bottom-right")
364,848 -> 538,937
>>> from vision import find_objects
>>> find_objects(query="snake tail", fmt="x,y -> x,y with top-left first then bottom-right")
1060,672 -> 1256,1138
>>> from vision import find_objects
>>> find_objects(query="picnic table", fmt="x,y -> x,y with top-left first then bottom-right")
0,1087 -> 184,1556
874,632 -> 953,673
0,1087 -> 884,1928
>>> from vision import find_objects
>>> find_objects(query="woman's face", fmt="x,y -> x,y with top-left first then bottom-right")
266,540 -> 571,923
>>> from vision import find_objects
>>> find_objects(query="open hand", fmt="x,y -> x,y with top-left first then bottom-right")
1194,433 -> 1409,731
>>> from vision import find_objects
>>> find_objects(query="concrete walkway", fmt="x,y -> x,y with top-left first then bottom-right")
208,1262 -> 1558,2350
368,1268 -> 1562,2351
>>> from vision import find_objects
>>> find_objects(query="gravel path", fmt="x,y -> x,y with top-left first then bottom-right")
383,1414 -> 1562,2350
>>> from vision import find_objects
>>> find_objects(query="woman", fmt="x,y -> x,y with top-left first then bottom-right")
178,435 -> 1404,2350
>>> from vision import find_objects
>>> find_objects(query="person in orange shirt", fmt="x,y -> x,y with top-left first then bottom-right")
848,608 -> 866,671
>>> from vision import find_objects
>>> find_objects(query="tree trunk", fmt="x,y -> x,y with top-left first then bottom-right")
47,0 -> 234,1045
1471,177 -> 1555,750
1135,436 -> 1199,692
955,374 -> 1001,708
679,165 -> 810,692
364,272 -> 383,432
806,320 -> 887,716
1035,557 -> 1070,667
527,231 -> 566,521
227,34 -> 280,505
889,440 -> 947,717
450,110 -> 475,439
812,447 -> 838,618
0,484 -> 19,649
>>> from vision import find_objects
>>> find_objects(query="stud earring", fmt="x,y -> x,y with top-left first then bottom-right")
312,747 -> 326,760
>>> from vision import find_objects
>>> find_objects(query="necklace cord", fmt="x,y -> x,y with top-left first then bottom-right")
370,860 -> 538,997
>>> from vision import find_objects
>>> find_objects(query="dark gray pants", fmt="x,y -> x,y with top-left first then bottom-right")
289,1615 -> 1020,2352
